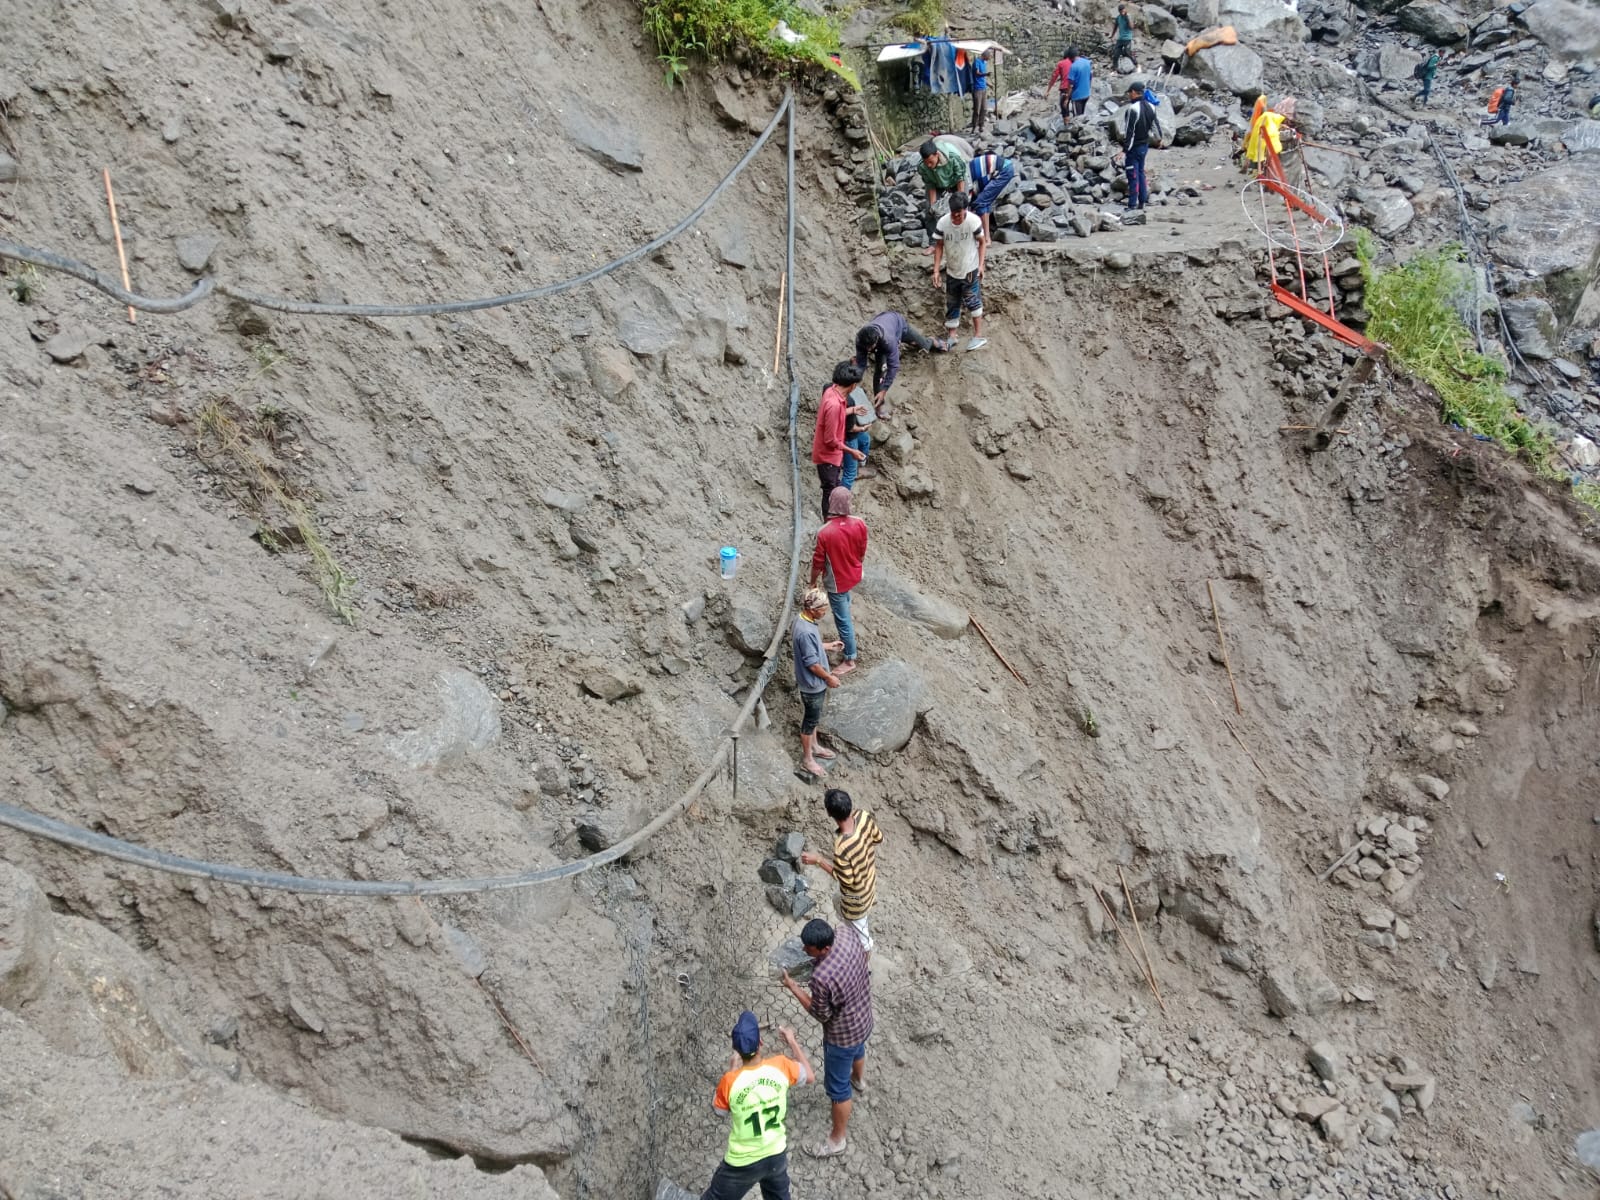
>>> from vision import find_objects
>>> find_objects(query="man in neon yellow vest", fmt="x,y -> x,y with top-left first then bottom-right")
701,1011 -> 815,1198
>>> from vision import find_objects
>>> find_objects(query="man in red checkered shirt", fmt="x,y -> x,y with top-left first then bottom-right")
780,917 -> 873,1159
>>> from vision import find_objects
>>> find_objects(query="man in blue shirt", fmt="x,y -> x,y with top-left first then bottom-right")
1067,51 -> 1093,119
968,151 -> 1015,241
969,50 -> 990,132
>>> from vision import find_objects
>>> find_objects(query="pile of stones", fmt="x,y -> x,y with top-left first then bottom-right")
874,103 -> 1224,248
1331,810 -> 1430,906
758,831 -> 812,919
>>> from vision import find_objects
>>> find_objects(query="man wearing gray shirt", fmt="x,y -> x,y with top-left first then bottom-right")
793,587 -> 842,776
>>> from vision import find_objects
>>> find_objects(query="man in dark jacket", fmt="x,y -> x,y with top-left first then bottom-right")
1119,83 -> 1159,212
853,311 -> 950,417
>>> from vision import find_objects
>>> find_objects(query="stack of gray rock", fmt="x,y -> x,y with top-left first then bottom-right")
1278,1041 -> 1437,1151
759,831 -> 813,919
1331,811 -> 1430,904
874,104 -> 1222,248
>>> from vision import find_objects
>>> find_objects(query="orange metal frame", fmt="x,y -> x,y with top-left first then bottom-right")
1254,140 -> 1379,355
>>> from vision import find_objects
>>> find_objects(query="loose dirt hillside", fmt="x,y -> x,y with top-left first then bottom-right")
2,0 -> 1599,1197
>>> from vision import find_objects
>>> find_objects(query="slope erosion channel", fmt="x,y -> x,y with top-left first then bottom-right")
1,0 -> 1598,1197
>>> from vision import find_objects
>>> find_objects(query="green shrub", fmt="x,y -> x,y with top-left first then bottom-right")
893,0 -> 944,37
642,0 -> 856,86
1352,234 -> 1600,518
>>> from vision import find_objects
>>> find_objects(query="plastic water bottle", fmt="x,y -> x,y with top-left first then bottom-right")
719,546 -> 740,579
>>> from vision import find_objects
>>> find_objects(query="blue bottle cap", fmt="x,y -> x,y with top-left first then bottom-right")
720,546 -> 738,559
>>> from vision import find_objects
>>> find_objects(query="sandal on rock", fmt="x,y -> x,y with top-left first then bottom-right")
807,1140 -> 848,1159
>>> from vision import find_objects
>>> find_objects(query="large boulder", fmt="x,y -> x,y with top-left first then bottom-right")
1143,4 -> 1180,38
0,863 -> 54,1011
1490,161 -> 1600,321
1520,0 -> 1600,60
1558,120 -> 1600,155
1396,1 -> 1469,44
1191,43 -> 1266,98
1354,186 -> 1415,237
1216,0 -> 1307,39
824,660 -> 932,754
855,562 -> 969,639
1501,297 -> 1559,360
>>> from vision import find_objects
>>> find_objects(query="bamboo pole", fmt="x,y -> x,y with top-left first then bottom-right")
1206,580 -> 1242,714
1118,867 -> 1165,1012
968,612 -> 1028,686
102,167 -> 136,324
1094,885 -> 1165,1012
771,272 -> 787,377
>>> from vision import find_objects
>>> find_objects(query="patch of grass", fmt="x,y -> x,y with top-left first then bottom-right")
1078,706 -> 1100,738
195,361 -> 358,625
893,0 -> 944,37
1353,234 -> 1600,515
641,0 -> 857,87
6,263 -> 42,305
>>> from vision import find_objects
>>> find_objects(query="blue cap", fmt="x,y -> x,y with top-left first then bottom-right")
732,1010 -> 761,1056
721,546 -> 738,560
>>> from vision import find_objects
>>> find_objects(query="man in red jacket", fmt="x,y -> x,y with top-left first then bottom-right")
812,362 -> 866,518
810,487 -> 868,676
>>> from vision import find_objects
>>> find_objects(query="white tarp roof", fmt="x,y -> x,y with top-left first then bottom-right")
876,39 -> 1008,63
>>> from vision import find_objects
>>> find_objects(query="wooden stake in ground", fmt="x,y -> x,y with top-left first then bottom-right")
1206,579 -> 1242,714
1118,866 -> 1166,1013
770,271 -> 787,378
968,612 -> 1028,686
1094,885 -> 1165,1013
102,167 -> 136,324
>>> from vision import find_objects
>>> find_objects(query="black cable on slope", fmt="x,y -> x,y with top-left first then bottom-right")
0,92 -> 789,318
0,91 -> 806,896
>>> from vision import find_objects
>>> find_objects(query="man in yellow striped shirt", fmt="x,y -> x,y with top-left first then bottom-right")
800,788 -> 883,953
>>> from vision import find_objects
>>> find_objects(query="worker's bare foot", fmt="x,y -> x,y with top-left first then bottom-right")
835,660 -> 857,676
813,744 -> 836,760
807,1138 -> 848,1158
801,758 -> 828,776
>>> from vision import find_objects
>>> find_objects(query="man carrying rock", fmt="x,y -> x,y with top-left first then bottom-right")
809,487 -> 868,677
853,311 -> 949,418
800,788 -> 883,954
917,136 -> 970,245
811,363 -> 864,518
932,191 -> 988,351
701,1011 -> 815,1200
1111,5 -> 1137,70
1118,82 -> 1159,214
793,587 -> 842,777
968,149 -> 1016,241
780,917 -> 873,1158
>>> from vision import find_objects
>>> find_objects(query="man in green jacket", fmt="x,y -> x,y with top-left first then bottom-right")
918,137 -> 970,246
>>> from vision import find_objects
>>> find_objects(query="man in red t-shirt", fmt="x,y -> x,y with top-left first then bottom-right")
1044,48 -> 1075,123
810,487 -> 868,676
811,362 -> 866,518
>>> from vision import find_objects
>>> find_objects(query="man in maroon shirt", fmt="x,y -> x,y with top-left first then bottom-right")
1043,48 -> 1075,124
811,362 -> 866,518
810,487 -> 868,676
781,917 -> 873,1158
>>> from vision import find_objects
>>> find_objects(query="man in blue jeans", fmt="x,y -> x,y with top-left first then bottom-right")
780,918 -> 873,1158
1119,83 -> 1158,211
968,150 -> 1016,242
810,487 -> 868,676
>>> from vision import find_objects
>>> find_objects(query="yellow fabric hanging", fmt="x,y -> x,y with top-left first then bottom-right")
1245,107 -> 1286,164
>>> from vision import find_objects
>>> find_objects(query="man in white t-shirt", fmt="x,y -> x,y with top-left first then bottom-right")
931,192 -> 988,350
